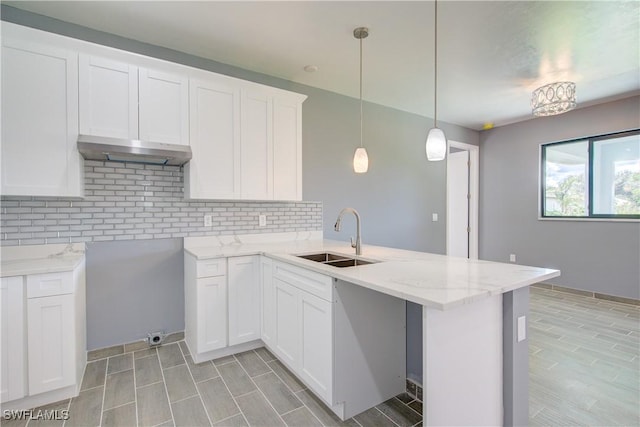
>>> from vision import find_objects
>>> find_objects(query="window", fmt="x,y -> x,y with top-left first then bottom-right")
541,130 -> 640,219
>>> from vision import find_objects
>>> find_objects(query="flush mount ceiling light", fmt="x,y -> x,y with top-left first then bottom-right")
425,0 -> 447,162
353,26 -> 369,174
531,81 -> 577,117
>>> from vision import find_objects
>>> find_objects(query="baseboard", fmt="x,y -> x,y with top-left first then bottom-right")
533,283 -> 639,306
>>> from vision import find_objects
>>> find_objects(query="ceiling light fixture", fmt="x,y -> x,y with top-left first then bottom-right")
425,0 -> 447,162
531,81 -> 577,117
353,26 -> 369,174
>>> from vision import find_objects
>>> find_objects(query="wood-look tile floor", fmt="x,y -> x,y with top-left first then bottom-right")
6,341 -> 421,427
6,287 -> 638,427
529,286 -> 640,426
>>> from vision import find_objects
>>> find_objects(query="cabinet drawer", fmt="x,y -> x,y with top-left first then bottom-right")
27,272 -> 73,298
196,258 -> 227,278
273,261 -> 332,302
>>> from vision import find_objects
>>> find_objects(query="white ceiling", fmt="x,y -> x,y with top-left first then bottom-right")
5,1 -> 640,130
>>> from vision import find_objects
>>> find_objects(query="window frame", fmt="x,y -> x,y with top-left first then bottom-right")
539,129 -> 640,221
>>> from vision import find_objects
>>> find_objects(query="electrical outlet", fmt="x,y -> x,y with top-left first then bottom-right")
432,213 -> 438,222
509,254 -> 516,263
203,215 -> 212,227
517,316 -> 526,342
259,214 -> 267,227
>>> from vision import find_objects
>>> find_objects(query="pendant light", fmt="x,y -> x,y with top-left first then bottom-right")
425,0 -> 447,162
353,27 -> 369,173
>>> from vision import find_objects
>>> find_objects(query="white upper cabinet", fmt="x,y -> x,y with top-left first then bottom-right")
79,55 -> 189,145
185,75 -> 306,201
273,96 -> 303,201
1,35 -> 82,197
79,55 -> 138,139
185,78 -> 241,199
241,89 -> 273,200
139,68 -> 189,145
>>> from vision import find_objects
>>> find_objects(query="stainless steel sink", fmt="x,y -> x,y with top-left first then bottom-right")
296,252 -> 377,268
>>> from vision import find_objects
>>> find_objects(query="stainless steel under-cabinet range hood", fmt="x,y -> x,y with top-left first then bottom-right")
77,135 -> 192,166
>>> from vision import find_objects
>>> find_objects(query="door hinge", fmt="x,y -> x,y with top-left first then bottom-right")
467,193 -> 471,200
467,227 -> 471,233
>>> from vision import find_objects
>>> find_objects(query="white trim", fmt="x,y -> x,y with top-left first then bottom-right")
538,217 -> 640,223
446,140 -> 479,260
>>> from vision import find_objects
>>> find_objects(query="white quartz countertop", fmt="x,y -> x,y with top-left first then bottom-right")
1,244 -> 85,277
185,235 -> 560,310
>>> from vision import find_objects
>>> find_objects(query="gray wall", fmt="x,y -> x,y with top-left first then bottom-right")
1,5 -> 481,382
480,96 -> 640,299
86,238 -> 184,350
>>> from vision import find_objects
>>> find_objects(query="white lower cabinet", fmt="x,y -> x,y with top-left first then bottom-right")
300,291 -> 332,402
266,259 -> 406,421
1,277 -> 26,403
260,257 -> 275,347
0,261 -> 86,410
27,294 -> 75,395
184,254 -> 262,363
196,276 -> 227,353
273,278 -> 301,369
228,256 -> 261,346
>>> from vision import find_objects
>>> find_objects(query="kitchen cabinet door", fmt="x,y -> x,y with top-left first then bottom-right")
79,54 -> 138,139
27,294 -> 75,395
197,276 -> 228,353
273,96 -> 303,201
273,278 -> 300,370
139,67 -> 189,145
260,257 -> 275,347
185,78 -> 241,199
241,89 -> 273,200
1,37 -> 82,197
300,291 -> 333,403
1,277 -> 25,403
228,256 -> 261,346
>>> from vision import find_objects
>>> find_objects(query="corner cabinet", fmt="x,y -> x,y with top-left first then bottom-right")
264,260 -> 407,420
185,75 -> 306,201
1,36 -> 83,197
0,262 -> 86,410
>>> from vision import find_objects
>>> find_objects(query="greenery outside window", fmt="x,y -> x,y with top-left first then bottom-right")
541,130 -> 640,219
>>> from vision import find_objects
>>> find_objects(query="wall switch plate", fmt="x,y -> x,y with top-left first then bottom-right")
259,214 -> 267,227
203,215 -> 212,227
432,213 -> 438,222
509,254 -> 516,263
517,316 -> 526,342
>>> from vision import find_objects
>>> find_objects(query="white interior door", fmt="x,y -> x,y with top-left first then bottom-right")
447,140 -> 479,259
447,150 -> 470,258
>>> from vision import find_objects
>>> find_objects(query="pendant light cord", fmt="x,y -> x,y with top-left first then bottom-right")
433,0 -> 438,128
359,36 -> 364,148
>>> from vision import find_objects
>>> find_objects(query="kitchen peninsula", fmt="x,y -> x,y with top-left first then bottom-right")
184,232 -> 560,426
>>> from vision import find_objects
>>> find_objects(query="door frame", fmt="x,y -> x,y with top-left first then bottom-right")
446,140 -> 479,259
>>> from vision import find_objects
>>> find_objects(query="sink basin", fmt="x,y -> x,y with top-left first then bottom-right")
296,252 -> 377,268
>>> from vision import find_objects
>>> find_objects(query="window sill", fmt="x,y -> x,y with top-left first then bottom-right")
538,216 -> 640,223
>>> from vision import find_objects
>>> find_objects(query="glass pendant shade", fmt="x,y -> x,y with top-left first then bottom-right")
353,147 -> 369,173
426,127 -> 447,161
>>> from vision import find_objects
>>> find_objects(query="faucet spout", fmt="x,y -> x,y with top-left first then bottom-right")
334,208 -> 362,255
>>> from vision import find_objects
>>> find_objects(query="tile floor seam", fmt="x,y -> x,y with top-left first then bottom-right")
98,360 -> 108,427
214,354 -> 253,425
178,342 -> 215,427
131,359 -> 139,427
234,351 -> 291,426
156,347 -> 178,427
373,405 -> 402,427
